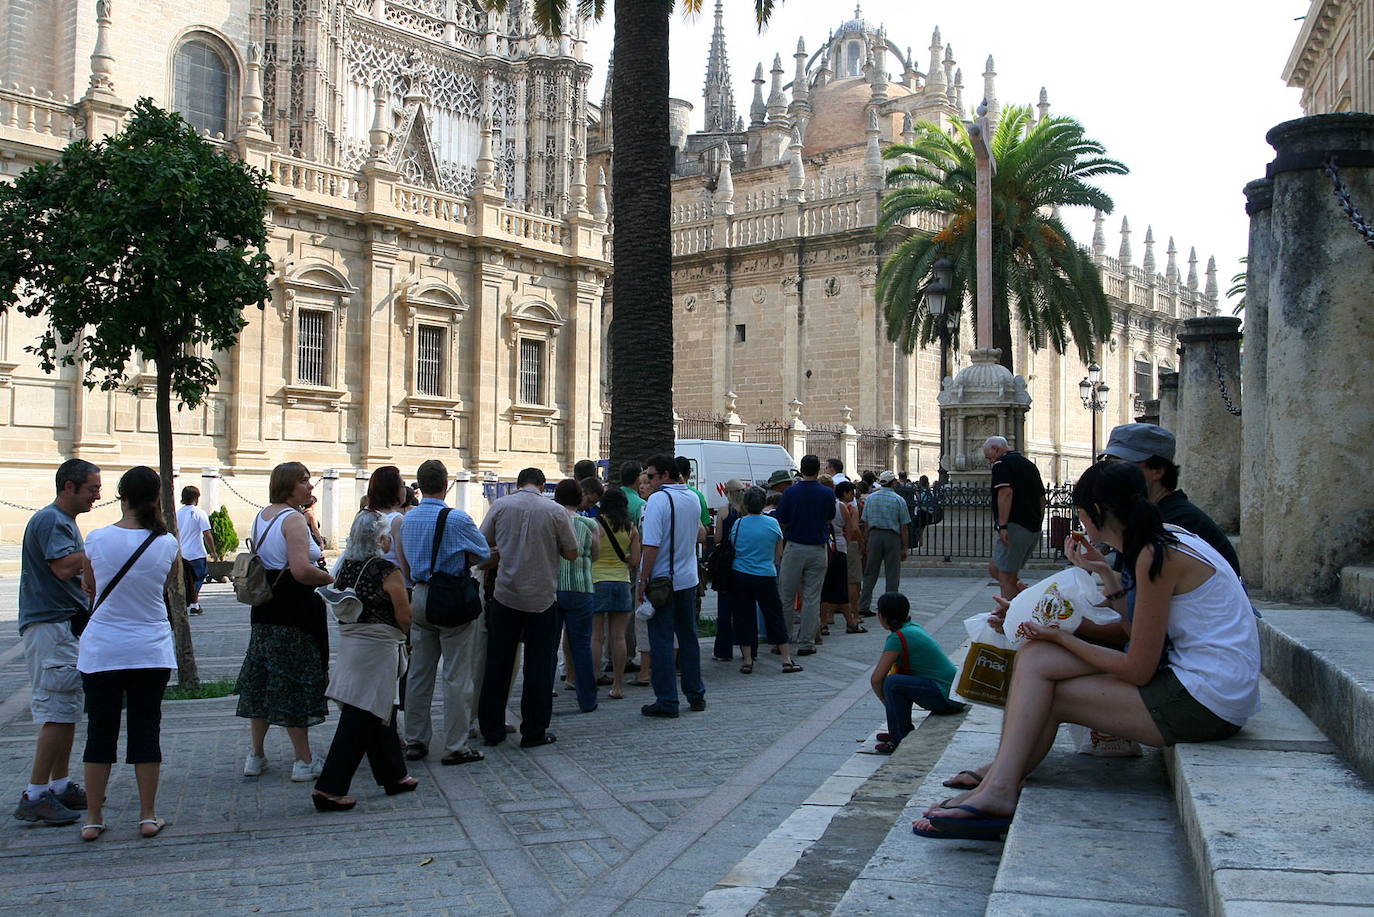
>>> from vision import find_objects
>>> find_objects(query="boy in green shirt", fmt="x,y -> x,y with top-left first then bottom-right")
869,592 -> 965,753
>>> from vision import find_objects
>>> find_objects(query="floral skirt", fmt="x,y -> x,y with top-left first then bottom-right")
235,623 -> 328,728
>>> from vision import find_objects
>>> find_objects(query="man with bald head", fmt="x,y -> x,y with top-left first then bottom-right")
983,436 -> 1044,599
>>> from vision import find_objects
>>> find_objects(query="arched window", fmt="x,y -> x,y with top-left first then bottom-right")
173,39 -> 232,137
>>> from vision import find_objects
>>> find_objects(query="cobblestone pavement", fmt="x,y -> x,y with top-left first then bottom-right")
0,572 -> 1001,916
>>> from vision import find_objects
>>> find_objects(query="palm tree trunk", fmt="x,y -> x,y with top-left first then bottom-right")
608,0 -> 675,469
156,359 -> 199,690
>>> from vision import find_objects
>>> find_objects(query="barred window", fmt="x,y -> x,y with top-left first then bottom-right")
417,324 -> 445,396
297,309 -> 329,386
519,338 -> 544,405
173,40 -> 231,137
1134,360 -> 1153,401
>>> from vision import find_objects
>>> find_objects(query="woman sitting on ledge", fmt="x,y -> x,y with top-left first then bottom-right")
915,461 -> 1260,840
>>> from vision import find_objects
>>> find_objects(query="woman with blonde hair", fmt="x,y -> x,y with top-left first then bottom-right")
312,510 -> 415,811
236,462 -> 335,783
77,466 -> 181,840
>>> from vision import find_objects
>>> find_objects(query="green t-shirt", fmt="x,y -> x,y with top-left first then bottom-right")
884,621 -> 956,695
625,489 -> 646,525
688,486 -> 711,527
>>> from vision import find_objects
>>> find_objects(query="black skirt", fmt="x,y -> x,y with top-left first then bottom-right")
822,549 -> 850,604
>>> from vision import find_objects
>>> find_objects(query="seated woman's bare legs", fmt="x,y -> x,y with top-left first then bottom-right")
920,641 -> 1161,826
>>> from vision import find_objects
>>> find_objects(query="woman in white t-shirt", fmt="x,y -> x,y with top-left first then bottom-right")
915,460 -> 1259,840
77,466 -> 180,841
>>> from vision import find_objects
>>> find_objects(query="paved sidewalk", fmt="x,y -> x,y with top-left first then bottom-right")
0,572 -> 1001,916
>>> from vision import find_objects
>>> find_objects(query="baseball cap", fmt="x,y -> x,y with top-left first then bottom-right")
1103,423 -> 1176,463
877,470 -> 898,484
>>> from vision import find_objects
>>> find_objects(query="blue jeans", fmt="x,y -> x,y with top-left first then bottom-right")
557,590 -> 597,712
883,674 -> 965,745
647,587 -> 705,710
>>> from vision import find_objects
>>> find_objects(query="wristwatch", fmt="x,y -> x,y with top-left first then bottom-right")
995,524 -> 1008,531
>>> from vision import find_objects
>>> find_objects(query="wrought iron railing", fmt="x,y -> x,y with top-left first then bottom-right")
745,420 -> 785,445
856,429 -> 891,473
909,482 -> 1078,562
677,411 -> 727,441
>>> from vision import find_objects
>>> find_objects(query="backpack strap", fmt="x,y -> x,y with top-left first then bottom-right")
92,532 -> 159,613
894,627 -> 911,676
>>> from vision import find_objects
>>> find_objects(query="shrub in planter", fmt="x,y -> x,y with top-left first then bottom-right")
208,505 -> 239,560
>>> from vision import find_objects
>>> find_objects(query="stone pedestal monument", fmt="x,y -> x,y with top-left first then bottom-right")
1248,113 -> 1374,602
1176,315 -> 1242,534
938,349 -> 1032,483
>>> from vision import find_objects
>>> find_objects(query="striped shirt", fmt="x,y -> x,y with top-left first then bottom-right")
861,486 -> 909,533
558,515 -> 597,593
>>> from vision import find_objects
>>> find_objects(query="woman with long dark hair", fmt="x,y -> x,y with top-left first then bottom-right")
236,462 -> 335,784
915,461 -> 1259,840
77,466 -> 181,839
590,488 -> 640,698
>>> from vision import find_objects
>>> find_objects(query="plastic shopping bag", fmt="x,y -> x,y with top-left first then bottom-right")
949,612 -> 1017,709
1068,723 -> 1143,757
633,599 -> 656,621
1002,566 -> 1110,648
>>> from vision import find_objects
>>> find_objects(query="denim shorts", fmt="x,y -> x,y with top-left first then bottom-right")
594,580 -> 632,614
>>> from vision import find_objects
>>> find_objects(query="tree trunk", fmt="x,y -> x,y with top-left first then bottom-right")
608,0 -> 676,470
156,362 -> 200,690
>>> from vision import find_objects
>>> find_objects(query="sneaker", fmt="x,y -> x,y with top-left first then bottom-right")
14,790 -> 79,826
243,752 -> 267,777
688,697 -> 706,712
640,703 -> 680,719
54,782 -> 87,811
291,758 -> 324,782
188,604 -> 203,615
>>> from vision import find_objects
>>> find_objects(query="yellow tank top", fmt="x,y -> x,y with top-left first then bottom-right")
591,520 -> 632,583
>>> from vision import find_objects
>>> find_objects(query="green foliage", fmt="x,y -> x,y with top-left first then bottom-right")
208,505 -> 239,559
164,676 -> 238,701
0,98 -> 272,407
1228,257 -> 1247,316
877,106 -> 1126,370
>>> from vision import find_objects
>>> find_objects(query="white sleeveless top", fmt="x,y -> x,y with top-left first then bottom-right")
380,510 -> 409,586
252,508 -> 319,570
1162,528 -> 1260,726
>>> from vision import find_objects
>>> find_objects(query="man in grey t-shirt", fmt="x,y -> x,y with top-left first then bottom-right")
15,459 -> 101,827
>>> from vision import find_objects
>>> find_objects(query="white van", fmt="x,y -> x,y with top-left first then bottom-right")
674,439 -> 796,512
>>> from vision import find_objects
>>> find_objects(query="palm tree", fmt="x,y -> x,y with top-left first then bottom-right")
877,106 -> 1126,373
500,0 -> 781,467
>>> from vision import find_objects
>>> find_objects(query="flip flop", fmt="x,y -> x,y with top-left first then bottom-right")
927,804 -> 1013,831
781,663 -> 803,673
608,691 -> 624,700
739,663 -> 754,674
941,769 -> 983,790
912,818 -> 1007,841
629,680 -> 652,687
138,817 -> 166,838
80,823 -> 106,842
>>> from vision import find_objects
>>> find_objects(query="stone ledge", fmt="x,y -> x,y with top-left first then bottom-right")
1340,565 -> 1374,617
1166,679 -> 1374,916
1257,606 -> 1374,783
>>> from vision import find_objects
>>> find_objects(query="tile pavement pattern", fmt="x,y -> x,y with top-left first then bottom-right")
0,575 -> 998,916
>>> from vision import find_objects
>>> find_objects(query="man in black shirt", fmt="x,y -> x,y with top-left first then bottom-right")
1101,424 -> 1240,575
983,436 -> 1045,599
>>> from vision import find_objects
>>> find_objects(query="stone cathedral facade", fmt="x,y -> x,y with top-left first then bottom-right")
590,5 -> 1221,483
0,0 -> 608,541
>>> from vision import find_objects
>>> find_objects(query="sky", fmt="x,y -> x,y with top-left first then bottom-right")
582,0 -> 1310,306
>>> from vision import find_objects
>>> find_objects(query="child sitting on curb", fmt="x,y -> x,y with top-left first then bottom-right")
869,592 -> 966,753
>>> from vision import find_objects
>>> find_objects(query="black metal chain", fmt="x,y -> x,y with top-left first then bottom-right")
1210,338 -> 1242,417
1323,155 -> 1374,248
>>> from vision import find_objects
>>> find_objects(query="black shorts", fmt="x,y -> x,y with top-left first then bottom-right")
1138,667 -> 1242,746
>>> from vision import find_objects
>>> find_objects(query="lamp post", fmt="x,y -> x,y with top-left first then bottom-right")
925,257 -> 954,483
1079,363 -> 1110,461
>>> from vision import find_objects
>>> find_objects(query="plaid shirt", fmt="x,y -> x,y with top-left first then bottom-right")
861,486 -> 909,533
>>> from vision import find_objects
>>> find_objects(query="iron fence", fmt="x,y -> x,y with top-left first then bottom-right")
908,482 -> 1078,562
745,420 -> 785,445
483,481 -> 558,503
678,411 -> 728,441
807,423 -> 843,463
856,429 -> 891,473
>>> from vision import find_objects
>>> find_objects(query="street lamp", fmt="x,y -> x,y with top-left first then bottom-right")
1079,362 -> 1110,461
925,257 -> 954,482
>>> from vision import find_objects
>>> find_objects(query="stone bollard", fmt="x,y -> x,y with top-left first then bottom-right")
1176,316 -> 1242,534
1157,371 -> 1179,438
319,469 -> 343,549
1260,113 -> 1374,602
200,466 -> 222,514
1240,178 -> 1274,590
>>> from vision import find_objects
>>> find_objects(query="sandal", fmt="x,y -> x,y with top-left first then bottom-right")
596,675 -> 614,686
138,817 -> 167,838
874,741 -> 897,754
739,663 -> 754,674
845,625 -> 868,634
629,679 -> 652,687
941,769 -> 983,790
80,823 -> 106,842
441,749 -> 484,766
781,662 -> 803,673
384,778 -> 419,795
608,690 -> 624,700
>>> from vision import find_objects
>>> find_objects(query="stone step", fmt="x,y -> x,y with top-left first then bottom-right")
1168,677 -> 1374,915
1340,565 -> 1374,617
984,741 -> 1201,916
1256,603 -> 1374,782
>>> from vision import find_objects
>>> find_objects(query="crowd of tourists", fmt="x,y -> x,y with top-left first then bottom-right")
11,421 -> 1259,846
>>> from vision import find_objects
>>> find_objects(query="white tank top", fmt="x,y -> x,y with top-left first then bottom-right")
380,510 -> 408,585
1161,528 -> 1260,726
252,508 -> 319,570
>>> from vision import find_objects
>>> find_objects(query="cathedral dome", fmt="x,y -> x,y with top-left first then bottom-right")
803,77 -> 912,156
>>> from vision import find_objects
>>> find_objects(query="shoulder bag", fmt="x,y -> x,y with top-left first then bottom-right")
317,557 -> 378,625
707,512 -> 738,592
423,507 -> 482,628
645,490 -> 677,610
75,531 -> 159,637
596,515 -> 629,565
232,510 -> 293,605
